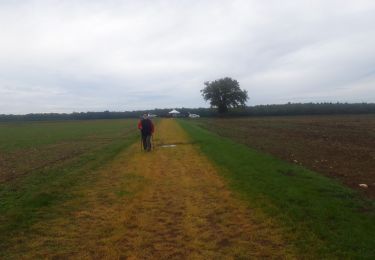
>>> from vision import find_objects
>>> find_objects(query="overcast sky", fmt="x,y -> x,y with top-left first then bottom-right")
1,0 -> 375,114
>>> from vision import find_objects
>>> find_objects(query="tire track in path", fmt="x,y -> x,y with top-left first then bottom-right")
7,119 -> 296,259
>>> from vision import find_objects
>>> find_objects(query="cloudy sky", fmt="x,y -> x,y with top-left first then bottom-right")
0,0 -> 374,114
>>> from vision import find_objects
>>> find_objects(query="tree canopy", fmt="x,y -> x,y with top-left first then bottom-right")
201,77 -> 248,113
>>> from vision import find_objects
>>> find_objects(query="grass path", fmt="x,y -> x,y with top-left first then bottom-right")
4,119 -> 296,258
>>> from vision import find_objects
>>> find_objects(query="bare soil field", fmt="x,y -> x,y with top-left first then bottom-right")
198,114 -> 375,198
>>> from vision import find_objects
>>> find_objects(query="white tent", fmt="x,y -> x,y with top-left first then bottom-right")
169,109 -> 180,114
168,109 -> 180,117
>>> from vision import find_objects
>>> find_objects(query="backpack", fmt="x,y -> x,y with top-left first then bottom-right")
141,119 -> 152,135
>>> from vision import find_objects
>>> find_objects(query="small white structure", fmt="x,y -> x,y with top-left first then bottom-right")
168,109 -> 180,118
188,112 -> 200,118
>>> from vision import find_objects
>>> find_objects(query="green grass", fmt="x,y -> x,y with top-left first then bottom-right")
179,119 -> 375,259
0,119 -> 138,254
0,119 -> 135,151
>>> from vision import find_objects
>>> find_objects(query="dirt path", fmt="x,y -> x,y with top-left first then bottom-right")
8,119 -> 296,259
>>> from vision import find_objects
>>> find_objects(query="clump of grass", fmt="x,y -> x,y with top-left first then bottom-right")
179,120 -> 375,259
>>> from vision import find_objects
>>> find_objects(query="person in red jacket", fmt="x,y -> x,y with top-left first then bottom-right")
138,113 -> 155,151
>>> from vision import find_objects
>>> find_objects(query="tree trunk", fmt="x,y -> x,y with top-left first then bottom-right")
218,103 -> 228,114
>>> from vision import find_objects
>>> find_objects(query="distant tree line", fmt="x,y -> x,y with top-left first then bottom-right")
228,102 -> 375,116
0,103 -> 374,122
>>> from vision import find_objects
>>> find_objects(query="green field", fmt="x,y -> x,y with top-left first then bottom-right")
0,119 -> 138,151
0,119 -> 138,181
0,119 -> 138,254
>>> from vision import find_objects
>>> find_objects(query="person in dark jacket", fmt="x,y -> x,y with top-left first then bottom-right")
137,113 -> 155,151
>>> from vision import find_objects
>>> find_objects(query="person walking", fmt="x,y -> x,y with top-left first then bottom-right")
138,113 -> 155,152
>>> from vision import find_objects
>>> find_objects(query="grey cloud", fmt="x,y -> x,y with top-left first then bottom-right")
0,0 -> 374,114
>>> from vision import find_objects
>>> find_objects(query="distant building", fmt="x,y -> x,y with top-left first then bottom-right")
188,112 -> 200,118
148,113 -> 157,118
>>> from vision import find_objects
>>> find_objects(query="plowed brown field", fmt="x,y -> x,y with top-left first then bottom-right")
197,115 -> 375,198
5,119 -> 296,259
